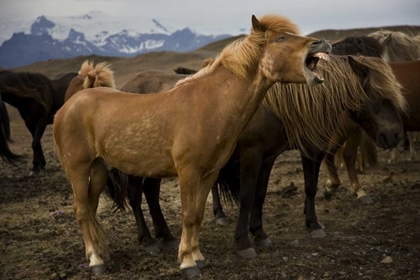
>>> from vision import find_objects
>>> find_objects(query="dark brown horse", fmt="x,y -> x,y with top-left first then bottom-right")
0,70 -> 77,175
323,31 -> 420,202
53,14 -> 331,277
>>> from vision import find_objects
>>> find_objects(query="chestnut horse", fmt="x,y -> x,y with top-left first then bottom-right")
323,31 -> 420,203
64,60 -> 116,102
53,14 -> 331,277
106,55 -> 405,258
0,70 -> 77,175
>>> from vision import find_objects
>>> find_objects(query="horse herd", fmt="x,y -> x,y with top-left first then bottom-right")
1,14 -> 419,278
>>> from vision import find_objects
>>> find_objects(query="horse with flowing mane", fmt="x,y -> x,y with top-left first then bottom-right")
53,14 -> 331,277
323,30 -> 420,203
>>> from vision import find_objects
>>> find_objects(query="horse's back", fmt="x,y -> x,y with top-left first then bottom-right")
120,71 -> 187,94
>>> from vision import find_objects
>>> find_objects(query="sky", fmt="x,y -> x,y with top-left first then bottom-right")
1,0 -> 419,35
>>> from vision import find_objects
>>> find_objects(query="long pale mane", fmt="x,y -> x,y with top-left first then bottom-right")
83,61 -> 116,89
262,55 -> 406,153
368,30 -> 420,62
176,14 -> 300,87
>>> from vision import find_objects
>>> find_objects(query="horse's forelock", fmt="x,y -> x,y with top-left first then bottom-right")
350,55 -> 407,113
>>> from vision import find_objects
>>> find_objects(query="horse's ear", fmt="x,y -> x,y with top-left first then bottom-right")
384,33 -> 392,44
348,56 -> 370,85
251,15 -> 266,32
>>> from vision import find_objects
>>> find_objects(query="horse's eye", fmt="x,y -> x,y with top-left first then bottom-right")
276,36 -> 286,42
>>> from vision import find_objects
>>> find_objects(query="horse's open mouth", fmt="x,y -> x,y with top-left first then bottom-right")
304,52 -> 330,86
304,40 -> 332,86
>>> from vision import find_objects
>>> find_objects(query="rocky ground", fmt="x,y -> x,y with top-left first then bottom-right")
1,105 -> 420,280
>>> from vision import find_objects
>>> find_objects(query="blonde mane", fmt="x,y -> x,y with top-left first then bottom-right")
83,61 -> 116,89
368,30 -> 420,62
262,55 -> 406,153
175,14 -> 300,87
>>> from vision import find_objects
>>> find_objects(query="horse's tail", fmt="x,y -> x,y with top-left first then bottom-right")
88,207 -> 110,257
0,104 -> 21,164
216,156 -> 241,205
104,169 -> 130,211
359,130 -> 378,169
0,102 -> 11,141
83,61 -> 116,89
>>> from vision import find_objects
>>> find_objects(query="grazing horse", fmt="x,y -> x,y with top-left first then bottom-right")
0,70 -> 78,175
106,55 -> 405,258
323,31 -> 420,202
53,14 -> 331,277
64,60 -> 116,102
0,94 -> 21,163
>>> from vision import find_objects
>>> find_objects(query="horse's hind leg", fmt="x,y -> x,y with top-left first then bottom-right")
301,149 -> 327,239
126,175 -> 160,254
143,178 -> 179,249
249,158 -> 275,248
70,160 -> 108,274
323,131 -> 348,199
343,131 -> 374,205
408,132 -> 417,161
211,185 -> 230,226
24,119 -> 47,176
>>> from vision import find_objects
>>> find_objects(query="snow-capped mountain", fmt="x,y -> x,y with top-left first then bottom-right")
0,11 -> 245,68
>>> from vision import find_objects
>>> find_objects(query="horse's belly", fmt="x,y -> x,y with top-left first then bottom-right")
101,147 -> 177,178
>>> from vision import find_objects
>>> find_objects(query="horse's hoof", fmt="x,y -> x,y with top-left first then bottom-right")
215,217 -> 230,226
358,195 -> 374,205
237,247 -> 257,259
310,228 -> 327,239
195,260 -> 206,269
90,264 -> 105,275
144,243 -> 161,255
324,190 -> 333,200
164,239 -> 180,250
181,266 -> 202,278
255,237 -> 273,248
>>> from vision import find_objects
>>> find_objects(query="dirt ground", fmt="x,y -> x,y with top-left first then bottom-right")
1,104 -> 420,280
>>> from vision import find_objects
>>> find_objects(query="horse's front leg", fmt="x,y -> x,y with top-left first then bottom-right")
211,184 -> 230,226
126,175 -> 160,254
343,130 -> 374,205
142,177 -> 179,249
249,158 -> 275,248
301,149 -> 326,238
177,167 -> 217,278
408,132 -> 417,161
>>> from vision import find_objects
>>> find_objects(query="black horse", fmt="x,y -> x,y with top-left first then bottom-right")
0,70 -> 77,175
104,36 -> 404,258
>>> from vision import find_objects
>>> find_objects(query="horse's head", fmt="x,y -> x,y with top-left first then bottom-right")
250,14 -> 332,87
346,56 -> 406,149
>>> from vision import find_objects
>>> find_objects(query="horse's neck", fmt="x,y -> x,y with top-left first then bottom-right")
205,66 -> 274,131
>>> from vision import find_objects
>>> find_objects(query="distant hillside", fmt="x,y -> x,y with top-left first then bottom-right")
307,25 -> 420,42
12,24 -> 420,88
